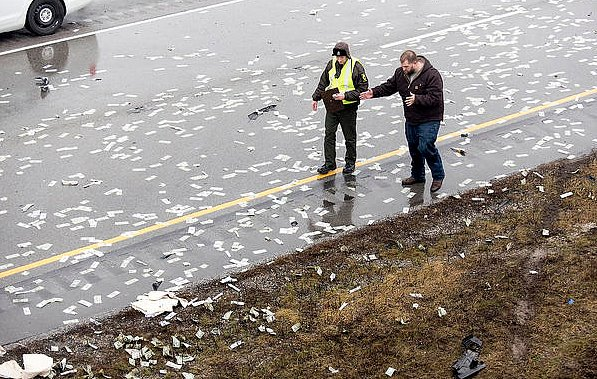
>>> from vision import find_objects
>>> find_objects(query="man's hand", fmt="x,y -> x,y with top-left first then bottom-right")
312,100 -> 318,112
359,89 -> 373,100
405,93 -> 416,107
332,92 -> 345,101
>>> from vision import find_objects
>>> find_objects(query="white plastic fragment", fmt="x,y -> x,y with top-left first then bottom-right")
0,361 -> 23,378
291,323 -> 301,333
229,340 -> 243,350
328,366 -> 339,374
0,354 -> 53,379
542,229 -> 550,236
385,367 -> 396,376
438,307 -> 447,317
529,270 -> 539,275
560,192 -> 573,199
130,291 -> 184,317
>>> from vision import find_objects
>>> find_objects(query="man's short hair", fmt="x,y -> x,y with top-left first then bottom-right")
400,50 -> 417,63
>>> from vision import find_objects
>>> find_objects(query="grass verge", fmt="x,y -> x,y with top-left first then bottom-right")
3,152 -> 596,378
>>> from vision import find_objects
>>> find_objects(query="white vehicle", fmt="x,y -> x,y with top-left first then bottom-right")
0,0 -> 93,36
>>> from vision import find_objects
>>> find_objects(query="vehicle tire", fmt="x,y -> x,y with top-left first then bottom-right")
26,0 -> 65,36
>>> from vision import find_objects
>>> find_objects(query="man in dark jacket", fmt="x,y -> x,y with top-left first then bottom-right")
312,41 -> 368,175
360,50 -> 445,192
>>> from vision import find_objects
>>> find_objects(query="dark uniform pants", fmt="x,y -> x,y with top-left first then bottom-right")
324,107 -> 357,167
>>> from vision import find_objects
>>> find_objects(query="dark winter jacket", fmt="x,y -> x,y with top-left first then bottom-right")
312,58 -> 369,110
371,56 -> 444,124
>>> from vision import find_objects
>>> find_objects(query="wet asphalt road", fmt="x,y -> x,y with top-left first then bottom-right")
0,0 -> 596,344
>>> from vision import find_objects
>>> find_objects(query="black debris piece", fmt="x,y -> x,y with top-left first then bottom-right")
450,147 -> 466,156
152,278 -> 164,291
452,335 -> 486,379
248,104 -> 277,120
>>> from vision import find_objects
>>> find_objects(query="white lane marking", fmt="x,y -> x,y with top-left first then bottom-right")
380,9 -> 525,49
0,0 -> 249,57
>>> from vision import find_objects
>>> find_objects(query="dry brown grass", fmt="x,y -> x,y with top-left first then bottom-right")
3,152 -> 596,378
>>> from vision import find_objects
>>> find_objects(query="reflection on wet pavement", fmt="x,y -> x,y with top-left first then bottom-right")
307,176 -> 357,240
407,183 -> 425,209
2,34 -> 99,105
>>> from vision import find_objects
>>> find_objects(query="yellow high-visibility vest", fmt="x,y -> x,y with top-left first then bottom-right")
327,57 -> 359,105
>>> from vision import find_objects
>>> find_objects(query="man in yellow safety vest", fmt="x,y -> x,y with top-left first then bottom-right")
312,41 -> 368,175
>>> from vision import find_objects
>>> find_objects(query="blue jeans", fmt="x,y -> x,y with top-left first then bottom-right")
405,121 -> 445,181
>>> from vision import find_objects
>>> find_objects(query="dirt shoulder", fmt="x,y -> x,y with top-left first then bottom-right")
2,151 -> 596,379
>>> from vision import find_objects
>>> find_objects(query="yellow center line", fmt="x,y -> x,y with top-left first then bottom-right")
1,88 -> 595,279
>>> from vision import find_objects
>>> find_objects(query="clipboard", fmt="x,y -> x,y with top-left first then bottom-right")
322,88 -> 344,113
